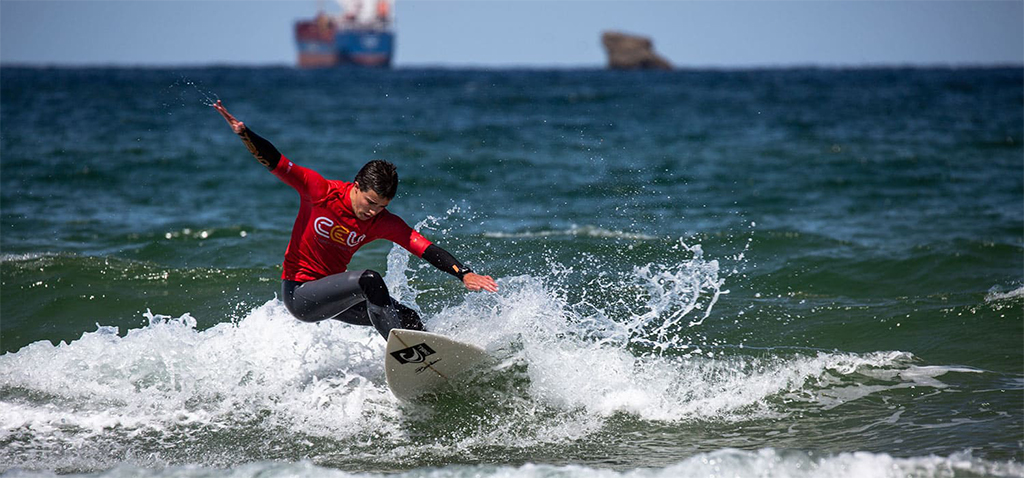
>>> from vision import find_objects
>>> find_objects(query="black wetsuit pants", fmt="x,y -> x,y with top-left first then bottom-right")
281,270 -> 424,339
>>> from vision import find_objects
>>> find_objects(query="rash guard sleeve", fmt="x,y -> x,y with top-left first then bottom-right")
237,127 -> 282,170
271,157 -> 330,201
376,214 -> 433,258
421,244 -> 472,280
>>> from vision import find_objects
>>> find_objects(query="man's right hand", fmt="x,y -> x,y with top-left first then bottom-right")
213,100 -> 246,134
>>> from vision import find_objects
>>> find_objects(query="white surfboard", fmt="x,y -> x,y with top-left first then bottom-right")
385,328 -> 489,400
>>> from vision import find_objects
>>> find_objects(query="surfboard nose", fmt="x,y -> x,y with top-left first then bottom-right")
384,329 -> 489,400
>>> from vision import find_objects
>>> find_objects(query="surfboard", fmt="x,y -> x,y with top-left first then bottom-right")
384,328 -> 489,400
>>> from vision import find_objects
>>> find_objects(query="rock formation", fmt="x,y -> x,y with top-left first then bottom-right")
601,31 -> 672,70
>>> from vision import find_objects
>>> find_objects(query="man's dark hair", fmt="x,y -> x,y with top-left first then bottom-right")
354,160 -> 399,199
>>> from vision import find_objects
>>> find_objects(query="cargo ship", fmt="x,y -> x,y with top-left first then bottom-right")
294,0 -> 394,68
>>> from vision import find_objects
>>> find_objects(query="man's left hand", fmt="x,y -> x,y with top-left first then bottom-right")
463,272 -> 498,293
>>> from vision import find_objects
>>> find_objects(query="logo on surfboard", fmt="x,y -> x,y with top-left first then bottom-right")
390,343 -> 436,364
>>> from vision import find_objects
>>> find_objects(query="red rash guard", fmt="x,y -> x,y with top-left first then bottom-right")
271,156 -> 432,282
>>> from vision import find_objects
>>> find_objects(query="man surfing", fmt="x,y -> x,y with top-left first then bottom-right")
214,101 -> 497,339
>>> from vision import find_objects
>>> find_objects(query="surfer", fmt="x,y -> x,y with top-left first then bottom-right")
213,101 -> 498,339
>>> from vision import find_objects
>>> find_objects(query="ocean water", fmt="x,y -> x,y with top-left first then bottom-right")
1,67 -> 1021,477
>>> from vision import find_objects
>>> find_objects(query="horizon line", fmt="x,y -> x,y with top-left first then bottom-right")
2,61 -> 1022,71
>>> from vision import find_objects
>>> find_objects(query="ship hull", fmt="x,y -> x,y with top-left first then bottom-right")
295,18 -> 394,68
337,30 -> 394,68
296,40 -> 339,68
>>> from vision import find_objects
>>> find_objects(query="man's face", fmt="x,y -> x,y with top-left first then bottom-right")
350,183 -> 391,221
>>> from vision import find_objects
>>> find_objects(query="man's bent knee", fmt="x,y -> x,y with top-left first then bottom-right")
358,270 -> 390,307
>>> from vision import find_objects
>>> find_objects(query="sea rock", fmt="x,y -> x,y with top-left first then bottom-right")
601,31 -> 672,70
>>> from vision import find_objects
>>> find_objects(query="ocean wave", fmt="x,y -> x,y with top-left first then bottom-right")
0,286 -> 982,472
482,225 -> 660,241
0,241 -> 1009,473
0,251 -> 64,263
3,449 -> 1020,478
985,285 -> 1024,302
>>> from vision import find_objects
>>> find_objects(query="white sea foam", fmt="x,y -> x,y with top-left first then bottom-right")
0,302 -> 396,448
482,225 -> 659,241
3,449 -> 1021,478
0,252 -> 63,263
0,239 -> 987,472
985,285 -> 1024,302
423,271 -> 960,425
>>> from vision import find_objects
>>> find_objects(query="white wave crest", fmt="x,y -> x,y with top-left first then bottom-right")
483,225 -> 659,241
0,237 -> 992,473
0,302 -> 397,445
985,285 -> 1024,302
3,449 -> 1020,478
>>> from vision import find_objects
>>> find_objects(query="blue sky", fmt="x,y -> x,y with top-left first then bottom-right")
1,1 -> 1022,68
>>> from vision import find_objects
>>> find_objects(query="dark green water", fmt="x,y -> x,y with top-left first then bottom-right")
1,67 -> 1022,477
